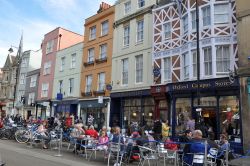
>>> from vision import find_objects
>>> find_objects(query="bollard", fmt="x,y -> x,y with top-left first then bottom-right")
27,127 -> 34,148
204,140 -> 208,166
114,134 -> 121,166
54,128 -> 63,157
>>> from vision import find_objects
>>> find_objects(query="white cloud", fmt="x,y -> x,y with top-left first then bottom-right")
0,0 -> 117,67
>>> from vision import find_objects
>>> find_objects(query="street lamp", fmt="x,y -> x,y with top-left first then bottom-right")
8,46 -> 21,111
196,0 -> 201,107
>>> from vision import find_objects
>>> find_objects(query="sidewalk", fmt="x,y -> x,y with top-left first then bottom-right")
229,156 -> 250,166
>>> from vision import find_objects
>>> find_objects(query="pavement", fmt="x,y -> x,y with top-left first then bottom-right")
0,139 -> 172,166
229,156 -> 250,166
0,140 -> 108,166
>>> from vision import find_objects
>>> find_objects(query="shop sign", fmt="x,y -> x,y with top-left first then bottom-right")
56,93 -> 63,100
106,84 -> 112,91
153,67 -> 161,77
98,96 -> 103,104
169,78 -> 238,91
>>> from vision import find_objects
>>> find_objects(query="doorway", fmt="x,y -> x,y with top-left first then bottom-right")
194,107 -> 217,139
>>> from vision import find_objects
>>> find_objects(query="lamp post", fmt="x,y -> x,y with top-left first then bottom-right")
196,0 -> 201,107
9,46 -> 21,113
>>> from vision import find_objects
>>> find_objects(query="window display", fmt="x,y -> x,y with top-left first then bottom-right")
219,96 -> 240,142
175,98 -> 192,134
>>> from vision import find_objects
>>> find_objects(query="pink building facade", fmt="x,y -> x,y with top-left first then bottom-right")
37,27 -> 82,119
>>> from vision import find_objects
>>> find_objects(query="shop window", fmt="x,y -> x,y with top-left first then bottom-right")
175,98 -> 192,134
219,96 -> 240,143
123,98 -> 155,133
193,97 -> 216,107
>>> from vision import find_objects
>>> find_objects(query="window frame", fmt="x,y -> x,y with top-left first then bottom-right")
182,14 -> 188,34
87,48 -> 94,63
122,58 -> 129,85
182,52 -> 189,80
163,22 -> 171,40
203,47 -> 213,76
98,72 -> 105,91
202,6 -> 211,27
163,57 -> 171,82
20,73 -> 26,85
43,61 -> 51,75
136,19 -> 144,43
28,92 -> 35,105
135,55 -> 143,83
71,53 -> 76,69
214,3 -> 229,24
86,75 -> 92,93
192,50 -> 197,78
89,26 -> 96,40
60,57 -> 65,71
123,25 -> 130,46
30,75 -> 37,87
46,40 -> 54,54
138,0 -> 145,8
68,78 -> 74,95
100,44 -> 107,59
41,83 -> 49,98
124,1 -> 131,15
191,10 -> 196,31
101,20 -> 109,36
216,45 -> 230,73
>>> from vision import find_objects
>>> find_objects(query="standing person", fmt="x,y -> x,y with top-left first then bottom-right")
153,119 -> 162,142
186,117 -> 195,132
162,119 -> 170,141
87,114 -> 94,127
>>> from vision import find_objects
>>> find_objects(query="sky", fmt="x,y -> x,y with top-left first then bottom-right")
0,0 -> 116,68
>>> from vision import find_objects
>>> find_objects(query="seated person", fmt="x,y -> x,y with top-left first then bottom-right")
70,123 -> 85,153
112,126 -> 125,152
85,125 -> 98,139
142,130 -> 155,147
126,131 -> 142,161
179,130 -> 192,150
183,130 -> 210,165
96,130 -> 109,157
37,121 -> 50,149
216,134 -> 229,165
164,137 -> 178,150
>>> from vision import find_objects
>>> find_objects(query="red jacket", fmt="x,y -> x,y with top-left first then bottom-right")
85,129 -> 98,138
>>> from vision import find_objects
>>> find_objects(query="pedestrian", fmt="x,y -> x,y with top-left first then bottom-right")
162,119 -> 170,141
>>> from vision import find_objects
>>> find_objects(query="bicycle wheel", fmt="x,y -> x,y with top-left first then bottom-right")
15,130 -> 30,143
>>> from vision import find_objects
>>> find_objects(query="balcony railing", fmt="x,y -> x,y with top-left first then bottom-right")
83,60 -> 94,67
95,57 -> 107,64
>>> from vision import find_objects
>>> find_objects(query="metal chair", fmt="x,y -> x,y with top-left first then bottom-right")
107,142 -> 126,166
138,145 -> 159,166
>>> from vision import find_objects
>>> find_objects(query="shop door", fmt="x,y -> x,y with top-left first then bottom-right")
193,107 -> 217,139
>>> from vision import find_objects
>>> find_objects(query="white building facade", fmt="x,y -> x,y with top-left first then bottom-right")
15,50 -> 42,117
52,42 -> 83,117
151,0 -> 242,153
110,0 -> 157,128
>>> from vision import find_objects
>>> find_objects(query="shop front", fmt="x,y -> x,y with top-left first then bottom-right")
36,100 -> 51,120
110,89 -> 155,130
151,77 -> 243,153
52,99 -> 78,118
79,98 -> 110,131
